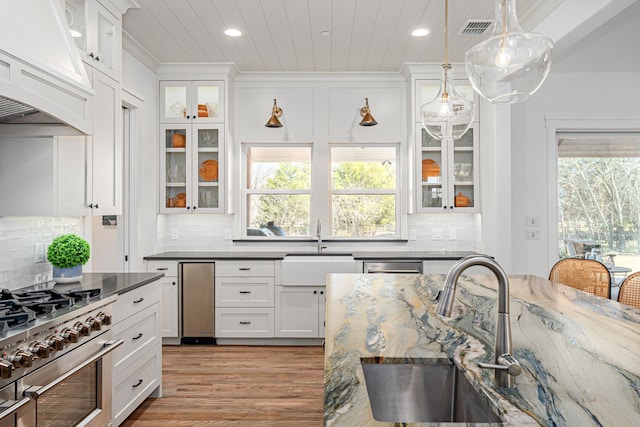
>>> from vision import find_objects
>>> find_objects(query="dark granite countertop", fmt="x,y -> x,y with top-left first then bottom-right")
28,272 -> 165,296
144,251 -> 481,261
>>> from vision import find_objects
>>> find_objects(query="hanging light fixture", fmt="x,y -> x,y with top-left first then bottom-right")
265,99 -> 283,128
421,0 -> 475,141
359,98 -> 378,126
465,0 -> 553,104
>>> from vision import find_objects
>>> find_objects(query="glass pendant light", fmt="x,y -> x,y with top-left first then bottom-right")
465,0 -> 553,104
421,0 -> 475,141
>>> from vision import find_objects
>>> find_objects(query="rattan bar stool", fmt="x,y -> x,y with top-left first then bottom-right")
549,258 -> 611,299
618,272 -> 640,309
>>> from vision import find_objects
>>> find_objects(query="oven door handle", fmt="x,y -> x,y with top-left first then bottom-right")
0,397 -> 33,420
367,269 -> 421,273
23,339 -> 124,400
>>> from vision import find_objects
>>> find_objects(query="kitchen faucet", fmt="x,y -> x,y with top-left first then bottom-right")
316,219 -> 326,253
436,255 -> 521,388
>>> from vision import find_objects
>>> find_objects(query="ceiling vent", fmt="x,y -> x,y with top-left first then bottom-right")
459,20 -> 493,36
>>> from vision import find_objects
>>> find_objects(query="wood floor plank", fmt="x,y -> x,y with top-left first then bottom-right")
121,345 -> 325,426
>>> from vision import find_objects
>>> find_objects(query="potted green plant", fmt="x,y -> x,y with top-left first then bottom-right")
47,234 -> 91,283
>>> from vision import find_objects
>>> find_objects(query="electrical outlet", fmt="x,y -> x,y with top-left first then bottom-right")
525,228 -> 540,240
34,243 -> 46,263
449,228 -> 457,240
431,228 -> 442,240
224,228 -> 233,240
171,229 -> 179,240
525,216 -> 541,227
409,229 -> 417,241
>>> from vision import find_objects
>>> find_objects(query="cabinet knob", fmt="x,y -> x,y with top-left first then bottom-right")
193,206 -> 197,210
320,290 -> 324,295
89,52 -> 95,58
172,281 -> 176,286
313,290 -> 317,294
95,203 -> 99,209
187,206 -> 191,210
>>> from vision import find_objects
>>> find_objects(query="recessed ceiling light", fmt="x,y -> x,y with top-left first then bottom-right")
224,28 -> 242,37
412,28 -> 430,37
320,31 -> 331,37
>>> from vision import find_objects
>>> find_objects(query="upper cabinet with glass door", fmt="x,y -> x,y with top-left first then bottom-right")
160,81 -> 225,124
160,124 -> 224,214
65,0 -> 121,80
415,79 -> 479,213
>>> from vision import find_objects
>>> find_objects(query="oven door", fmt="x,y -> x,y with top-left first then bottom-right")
12,336 -> 123,427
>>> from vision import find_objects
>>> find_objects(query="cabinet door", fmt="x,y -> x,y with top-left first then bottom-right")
418,126 -> 446,211
160,124 -> 191,213
160,81 -> 224,123
57,135 -> 93,215
91,68 -> 122,214
160,276 -> 179,338
275,286 -> 320,338
449,124 -> 478,212
193,124 -> 223,212
65,0 -> 121,80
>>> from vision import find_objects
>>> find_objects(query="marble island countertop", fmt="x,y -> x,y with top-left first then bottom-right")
323,273 -> 640,426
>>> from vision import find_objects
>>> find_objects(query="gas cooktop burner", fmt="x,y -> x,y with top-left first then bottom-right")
0,288 -> 104,330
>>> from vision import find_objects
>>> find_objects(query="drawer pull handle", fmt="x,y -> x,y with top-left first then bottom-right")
156,267 -> 168,271
239,321 -> 251,325
239,291 -> 251,294
133,298 -> 144,304
132,333 -> 143,340
239,267 -> 250,271
132,379 -> 143,388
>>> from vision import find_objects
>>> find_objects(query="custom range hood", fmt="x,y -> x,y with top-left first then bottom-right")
0,1 -> 93,134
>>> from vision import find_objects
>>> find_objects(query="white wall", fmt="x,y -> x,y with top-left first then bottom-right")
510,71 -> 640,277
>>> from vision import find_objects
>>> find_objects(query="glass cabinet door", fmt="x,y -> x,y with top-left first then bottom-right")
420,129 -> 444,209
160,81 -> 224,123
452,127 -> 476,209
161,125 -> 190,212
193,126 -> 220,210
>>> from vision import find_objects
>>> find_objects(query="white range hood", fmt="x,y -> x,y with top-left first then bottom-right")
0,1 -> 93,134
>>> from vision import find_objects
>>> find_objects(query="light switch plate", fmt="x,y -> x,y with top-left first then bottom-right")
431,228 -> 442,240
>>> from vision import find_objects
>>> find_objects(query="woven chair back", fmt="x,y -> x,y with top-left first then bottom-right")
618,272 -> 640,309
549,258 -> 611,299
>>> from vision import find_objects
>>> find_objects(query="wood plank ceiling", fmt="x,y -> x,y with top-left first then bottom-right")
122,0 -> 555,72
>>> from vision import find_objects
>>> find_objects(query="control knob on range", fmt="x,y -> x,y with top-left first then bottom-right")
60,327 -> 80,343
86,316 -> 102,331
0,359 -> 12,379
73,321 -> 91,336
28,341 -> 53,359
95,311 -> 112,326
45,334 -> 67,351
7,349 -> 35,368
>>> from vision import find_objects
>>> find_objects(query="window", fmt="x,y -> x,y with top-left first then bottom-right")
330,145 -> 399,238
557,132 -> 640,275
242,142 -> 400,239
244,145 -> 312,237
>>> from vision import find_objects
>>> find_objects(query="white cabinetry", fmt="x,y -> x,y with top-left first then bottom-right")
159,124 -> 224,213
215,261 -> 275,338
65,0 -> 122,80
417,124 -> 479,212
415,79 -> 479,213
112,281 -> 162,426
275,286 -> 325,338
145,261 -> 179,342
160,81 -> 224,123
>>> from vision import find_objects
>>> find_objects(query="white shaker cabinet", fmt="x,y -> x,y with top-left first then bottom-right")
145,261 -> 179,343
275,286 -> 325,338
65,0 -> 122,81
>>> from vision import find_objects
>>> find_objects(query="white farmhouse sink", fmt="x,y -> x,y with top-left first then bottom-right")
281,254 -> 356,286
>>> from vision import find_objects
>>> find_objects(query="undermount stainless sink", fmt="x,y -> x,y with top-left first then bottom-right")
361,357 -> 502,424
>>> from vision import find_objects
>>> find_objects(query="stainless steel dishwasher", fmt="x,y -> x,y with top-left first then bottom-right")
363,260 -> 423,273
180,261 -> 216,344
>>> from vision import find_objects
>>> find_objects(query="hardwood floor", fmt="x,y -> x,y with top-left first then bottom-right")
121,345 -> 325,426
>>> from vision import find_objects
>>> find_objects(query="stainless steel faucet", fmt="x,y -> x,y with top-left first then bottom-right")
316,219 -> 325,253
436,255 -> 521,388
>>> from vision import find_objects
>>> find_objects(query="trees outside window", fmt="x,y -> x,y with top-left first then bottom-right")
243,143 -> 399,239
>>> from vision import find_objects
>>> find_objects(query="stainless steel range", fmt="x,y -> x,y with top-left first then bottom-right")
0,287 -> 122,427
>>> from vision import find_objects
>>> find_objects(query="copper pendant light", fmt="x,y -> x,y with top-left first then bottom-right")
265,98 -> 283,128
359,98 -> 377,126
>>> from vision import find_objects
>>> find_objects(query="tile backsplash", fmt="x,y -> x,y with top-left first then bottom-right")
0,217 -> 81,290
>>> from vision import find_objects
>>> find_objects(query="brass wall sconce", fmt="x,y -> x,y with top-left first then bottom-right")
265,98 -> 283,128
359,98 -> 377,126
